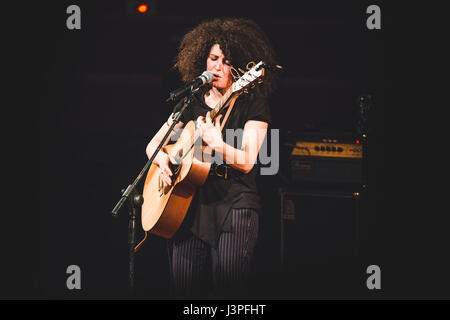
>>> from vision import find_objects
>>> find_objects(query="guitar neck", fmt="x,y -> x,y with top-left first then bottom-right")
209,87 -> 235,120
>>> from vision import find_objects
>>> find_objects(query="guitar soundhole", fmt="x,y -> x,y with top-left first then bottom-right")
169,162 -> 181,181
171,163 -> 180,174
158,159 -> 182,196
169,149 -> 183,177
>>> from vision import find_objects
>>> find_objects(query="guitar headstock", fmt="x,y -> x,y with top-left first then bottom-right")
231,61 -> 265,94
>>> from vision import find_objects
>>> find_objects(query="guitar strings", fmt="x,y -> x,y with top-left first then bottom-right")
173,89 -> 236,164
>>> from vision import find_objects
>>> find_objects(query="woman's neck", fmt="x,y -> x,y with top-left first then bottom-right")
204,86 -> 231,108
210,86 -> 228,97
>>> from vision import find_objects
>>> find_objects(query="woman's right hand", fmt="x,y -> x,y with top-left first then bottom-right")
154,152 -> 174,187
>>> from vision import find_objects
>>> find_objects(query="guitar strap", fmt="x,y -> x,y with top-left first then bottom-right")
219,94 -> 239,131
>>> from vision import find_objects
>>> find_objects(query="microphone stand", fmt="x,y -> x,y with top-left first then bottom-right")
111,95 -> 193,296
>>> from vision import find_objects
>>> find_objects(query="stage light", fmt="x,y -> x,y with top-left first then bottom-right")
126,1 -> 157,18
137,4 -> 148,13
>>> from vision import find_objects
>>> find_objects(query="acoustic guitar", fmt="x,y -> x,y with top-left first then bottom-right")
141,61 -> 265,238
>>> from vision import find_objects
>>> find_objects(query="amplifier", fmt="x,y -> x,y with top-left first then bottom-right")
291,140 -> 362,159
289,139 -> 363,185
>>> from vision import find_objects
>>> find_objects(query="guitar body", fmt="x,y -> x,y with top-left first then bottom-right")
141,120 -> 211,238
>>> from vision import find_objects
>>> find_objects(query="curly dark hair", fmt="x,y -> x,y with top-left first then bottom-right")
174,17 -> 278,97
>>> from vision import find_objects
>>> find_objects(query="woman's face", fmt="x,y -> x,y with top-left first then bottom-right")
206,44 -> 233,92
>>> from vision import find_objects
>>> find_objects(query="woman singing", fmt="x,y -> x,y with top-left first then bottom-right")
145,17 -> 278,298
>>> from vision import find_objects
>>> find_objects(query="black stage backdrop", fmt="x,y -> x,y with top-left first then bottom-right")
9,0 -> 449,301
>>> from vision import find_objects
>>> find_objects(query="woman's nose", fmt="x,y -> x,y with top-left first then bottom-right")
214,60 -> 223,70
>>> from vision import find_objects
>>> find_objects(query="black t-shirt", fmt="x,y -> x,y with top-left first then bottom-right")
171,90 -> 271,247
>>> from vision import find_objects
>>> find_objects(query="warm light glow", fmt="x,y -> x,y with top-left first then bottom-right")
137,4 -> 148,13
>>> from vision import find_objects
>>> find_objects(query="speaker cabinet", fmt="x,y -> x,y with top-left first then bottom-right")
279,187 -> 361,294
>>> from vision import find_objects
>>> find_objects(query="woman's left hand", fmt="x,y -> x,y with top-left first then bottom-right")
196,111 -> 223,151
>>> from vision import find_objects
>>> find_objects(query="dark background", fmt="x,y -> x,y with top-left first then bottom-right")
8,0 -> 449,300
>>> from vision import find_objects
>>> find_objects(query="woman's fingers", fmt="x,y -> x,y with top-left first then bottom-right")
196,116 -> 205,134
215,114 -> 222,128
159,162 -> 174,186
164,166 -> 172,176
205,111 -> 212,126
196,116 -> 205,127
160,171 -> 172,186
168,155 -> 178,166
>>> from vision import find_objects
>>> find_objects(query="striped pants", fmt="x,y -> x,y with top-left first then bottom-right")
168,208 -> 259,298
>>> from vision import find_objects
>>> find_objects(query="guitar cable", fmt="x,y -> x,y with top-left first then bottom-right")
134,231 -> 148,253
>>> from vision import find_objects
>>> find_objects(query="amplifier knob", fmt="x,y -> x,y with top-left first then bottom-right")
337,147 -> 343,152
320,146 -> 325,151
314,146 -> 320,151
331,146 -> 336,152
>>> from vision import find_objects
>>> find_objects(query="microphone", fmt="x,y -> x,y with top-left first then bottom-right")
166,71 -> 214,102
